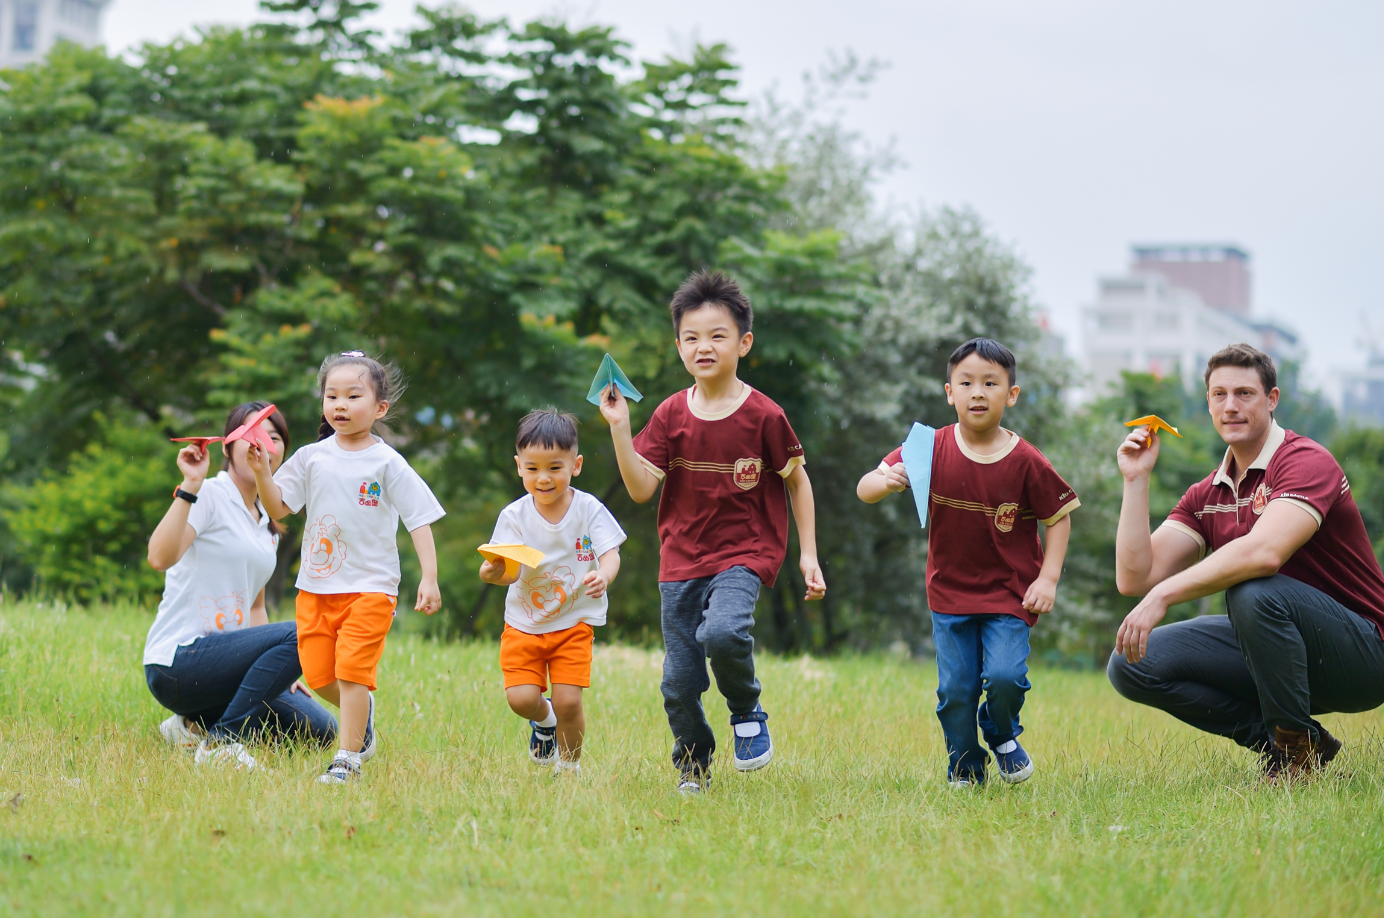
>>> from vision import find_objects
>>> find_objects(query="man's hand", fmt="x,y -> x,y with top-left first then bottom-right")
289,679 -> 311,695
1117,426 -> 1161,482
801,556 -> 826,601
597,384 -> 630,430
415,578 -> 441,615
582,568 -> 610,599
1022,576 -> 1057,614
882,462 -> 910,493
1115,589 -> 1170,663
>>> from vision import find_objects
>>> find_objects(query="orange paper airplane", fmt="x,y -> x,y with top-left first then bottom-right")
1124,415 -> 1183,438
170,404 -> 281,454
477,543 -> 547,579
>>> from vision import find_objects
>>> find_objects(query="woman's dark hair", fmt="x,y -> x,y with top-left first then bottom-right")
1204,343 -> 1277,393
946,337 -> 1017,386
315,350 -> 406,441
516,408 -> 579,452
669,269 -> 753,337
223,401 -> 290,536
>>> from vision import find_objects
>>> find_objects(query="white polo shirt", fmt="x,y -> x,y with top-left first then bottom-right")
143,472 -> 280,667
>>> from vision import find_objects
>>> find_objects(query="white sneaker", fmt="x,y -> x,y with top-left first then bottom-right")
194,740 -> 257,771
158,714 -> 199,753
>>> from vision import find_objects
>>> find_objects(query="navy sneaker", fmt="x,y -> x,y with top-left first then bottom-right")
529,716 -> 558,766
317,753 -> 361,785
731,705 -> 772,772
992,739 -> 1034,784
359,691 -> 377,764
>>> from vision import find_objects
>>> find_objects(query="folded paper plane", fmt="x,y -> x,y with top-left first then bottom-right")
899,422 -> 935,529
477,543 -> 547,579
1124,415 -> 1183,439
170,404 -> 281,454
585,353 -> 644,407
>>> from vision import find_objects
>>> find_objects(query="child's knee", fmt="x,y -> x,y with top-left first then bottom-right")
505,684 -> 543,716
700,622 -> 748,660
551,690 -> 583,722
984,665 -> 1030,700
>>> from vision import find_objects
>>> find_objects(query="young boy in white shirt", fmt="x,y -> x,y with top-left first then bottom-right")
479,409 -> 625,773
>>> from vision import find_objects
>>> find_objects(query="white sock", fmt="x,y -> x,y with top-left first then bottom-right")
554,758 -> 581,774
995,740 -> 1018,754
535,698 -> 557,729
336,748 -> 363,767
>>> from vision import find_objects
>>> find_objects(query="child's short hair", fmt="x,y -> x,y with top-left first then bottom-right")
516,408 -> 579,452
316,350 -> 406,441
669,269 -> 753,337
946,337 -> 1017,386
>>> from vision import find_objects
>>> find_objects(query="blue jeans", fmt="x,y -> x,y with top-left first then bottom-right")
145,621 -> 337,744
659,566 -> 763,772
932,611 -> 1031,779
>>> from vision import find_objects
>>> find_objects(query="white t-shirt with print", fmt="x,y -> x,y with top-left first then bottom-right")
275,435 -> 446,596
489,488 -> 626,635
143,472 -> 280,666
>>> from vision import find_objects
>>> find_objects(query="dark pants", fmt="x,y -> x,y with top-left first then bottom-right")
1108,575 -> 1384,749
932,611 -> 1031,779
659,566 -> 763,771
145,621 -> 337,744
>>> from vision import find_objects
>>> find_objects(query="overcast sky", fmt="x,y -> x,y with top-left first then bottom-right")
103,1 -> 1384,387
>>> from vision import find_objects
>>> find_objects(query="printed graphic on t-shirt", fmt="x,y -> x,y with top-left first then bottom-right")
199,591 -> 246,633
733,458 -> 762,490
522,566 -> 578,625
575,535 -> 596,563
358,480 -> 382,507
994,503 -> 1019,533
1252,481 -> 1269,515
305,515 -> 348,578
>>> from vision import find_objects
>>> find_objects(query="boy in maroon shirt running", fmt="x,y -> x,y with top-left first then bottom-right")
858,338 -> 1078,785
600,270 -> 827,793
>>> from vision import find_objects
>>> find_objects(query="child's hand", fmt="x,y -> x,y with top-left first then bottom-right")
1022,576 -> 1057,614
597,384 -> 630,430
479,558 -> 509,584
415,578 -> 441,615
883,462 -> 910,492
582,568 -> 610,599
800,556 -> 827,601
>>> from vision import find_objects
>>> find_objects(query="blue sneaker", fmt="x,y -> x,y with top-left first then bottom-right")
731,705 -> 772,772
992,739 -> 1033,784
359,691 -> 377,764
529,716 -> 558,766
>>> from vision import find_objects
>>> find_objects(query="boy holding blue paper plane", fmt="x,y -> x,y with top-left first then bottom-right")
857,337 -> 1078,787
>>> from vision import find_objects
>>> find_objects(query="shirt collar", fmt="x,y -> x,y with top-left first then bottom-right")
1212,421 -> 1285,489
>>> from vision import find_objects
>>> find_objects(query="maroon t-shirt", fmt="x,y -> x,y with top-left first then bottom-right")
1163,424 -> 1384,639
882,424 -> 1079,625
633,385 -> 805,586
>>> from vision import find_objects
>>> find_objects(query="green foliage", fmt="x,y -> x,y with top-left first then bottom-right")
1331,426 -> 1384,566
2,416 -> 172,601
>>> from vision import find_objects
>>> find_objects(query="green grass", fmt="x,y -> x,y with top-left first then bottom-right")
2,600 -> 1383,917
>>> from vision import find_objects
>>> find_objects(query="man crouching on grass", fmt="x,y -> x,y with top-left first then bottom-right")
1108,343 -> 1384,782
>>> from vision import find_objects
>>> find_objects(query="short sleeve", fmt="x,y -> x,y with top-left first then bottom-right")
386,458 -> 445,531
1267,443 -> 1343,529
185,485 -> 217,535
1161,479 -> 1211,554
489,504 -> 525,545
1024,448 -> 1080,526
586,496 -> 628,557
764,407 -> 806,478
274,449 -> 308,514
631,400 -> 670,481
882,446 -> 903,468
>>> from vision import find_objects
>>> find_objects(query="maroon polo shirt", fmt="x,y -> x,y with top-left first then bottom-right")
1162,423 -> 1384,639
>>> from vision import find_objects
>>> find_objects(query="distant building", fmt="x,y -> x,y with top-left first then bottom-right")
1081,244 -> 1302,398
0,0 -> 108,70
1339,360 -> 1384,426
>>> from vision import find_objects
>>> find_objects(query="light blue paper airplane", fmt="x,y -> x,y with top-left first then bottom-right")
900,423 -> 935,528
585,353 -> 644,407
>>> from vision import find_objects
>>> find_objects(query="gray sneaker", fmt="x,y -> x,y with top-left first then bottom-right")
194,740 -> 257,771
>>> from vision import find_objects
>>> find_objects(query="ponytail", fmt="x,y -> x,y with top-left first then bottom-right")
318,414 -> 334,442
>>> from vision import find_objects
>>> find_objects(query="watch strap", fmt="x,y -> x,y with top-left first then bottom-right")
173,487 -> 199,504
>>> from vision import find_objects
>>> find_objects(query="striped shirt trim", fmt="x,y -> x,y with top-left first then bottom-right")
637,453 -> 666,482
1039,497 -> 1081,526
669,458 -> 739,473
1159,520 -> 1207,559
778,455 -> 806,478
931,494 -> 1037,520
1274,497 -> 1322,528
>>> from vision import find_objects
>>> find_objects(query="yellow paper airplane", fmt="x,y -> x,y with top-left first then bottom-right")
1124,415 -> 1183,438
477,543 -> 547,578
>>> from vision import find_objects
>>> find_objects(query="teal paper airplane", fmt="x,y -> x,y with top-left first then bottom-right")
900,422 -> 935,528
586,353 -> 644,406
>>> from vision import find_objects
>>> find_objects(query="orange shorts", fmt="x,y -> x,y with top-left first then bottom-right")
499,623 -> 594,691
296,591 -> 397,691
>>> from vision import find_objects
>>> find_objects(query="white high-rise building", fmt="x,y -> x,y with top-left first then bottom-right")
0,0 -> 109,70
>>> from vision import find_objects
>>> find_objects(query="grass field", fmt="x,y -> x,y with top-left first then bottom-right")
2,600 -> 1383,917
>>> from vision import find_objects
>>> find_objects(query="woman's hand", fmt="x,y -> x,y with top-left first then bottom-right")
176,444 -> 210,492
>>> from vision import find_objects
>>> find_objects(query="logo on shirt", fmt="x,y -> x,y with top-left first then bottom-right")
522,566 -> 578,625
304,515 -> 348,578
994,503 -> 1019,533
358,480 -> 382,507
575,535 -> 596,563
733,458 -> 762,491
198,592 -> 246,633
1252,482 -> 1270,516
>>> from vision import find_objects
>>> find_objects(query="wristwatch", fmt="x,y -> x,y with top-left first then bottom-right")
173,487 -> 199,504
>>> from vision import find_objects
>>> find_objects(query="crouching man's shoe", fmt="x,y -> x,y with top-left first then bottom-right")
1264,725 -> 1342,783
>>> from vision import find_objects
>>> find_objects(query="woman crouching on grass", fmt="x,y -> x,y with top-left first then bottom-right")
144,402 -> 336,769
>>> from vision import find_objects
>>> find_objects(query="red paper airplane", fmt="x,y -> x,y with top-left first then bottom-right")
170,404 -> 280,454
